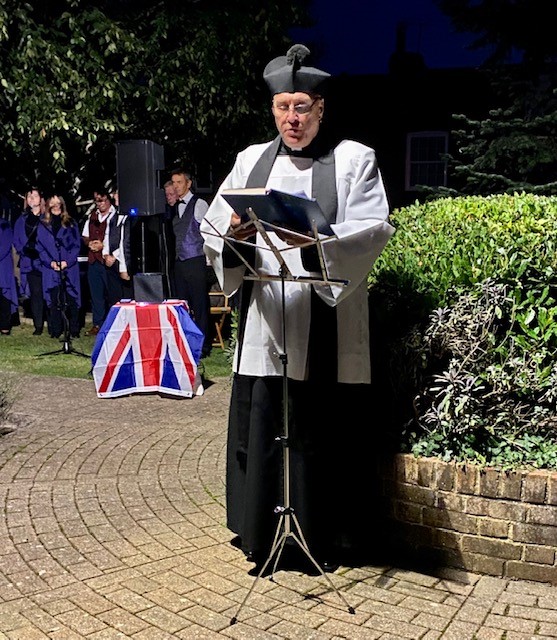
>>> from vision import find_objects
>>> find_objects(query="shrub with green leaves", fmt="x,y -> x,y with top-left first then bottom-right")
369,193 -> 557,469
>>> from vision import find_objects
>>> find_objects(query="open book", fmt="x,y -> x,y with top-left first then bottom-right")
221,188 -> 333,236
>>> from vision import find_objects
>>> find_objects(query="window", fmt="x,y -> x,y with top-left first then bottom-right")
405,132 -> 448,191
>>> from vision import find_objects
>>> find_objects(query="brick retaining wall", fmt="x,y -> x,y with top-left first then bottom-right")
381,453 -> 557,584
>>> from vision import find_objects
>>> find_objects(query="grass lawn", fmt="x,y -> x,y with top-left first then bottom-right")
0,321 -> 232,381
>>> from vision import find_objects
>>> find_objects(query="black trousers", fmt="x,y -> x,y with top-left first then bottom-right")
174,256 -> 211,356
0,293 -> 11,331
27,269 -> 45,331
106,263 -> 125,308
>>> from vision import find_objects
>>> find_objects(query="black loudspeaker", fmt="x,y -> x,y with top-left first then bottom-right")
133,273 -> 168,303
129,215 -> 164,274
116,139 -> 166,216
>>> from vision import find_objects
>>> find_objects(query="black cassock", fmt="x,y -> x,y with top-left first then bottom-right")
226,288 -> 387,568
212,134 -> 394,570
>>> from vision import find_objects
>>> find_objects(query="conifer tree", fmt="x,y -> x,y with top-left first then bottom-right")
435,0 -> 557,195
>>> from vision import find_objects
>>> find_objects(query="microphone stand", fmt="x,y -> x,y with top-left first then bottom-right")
38,228 -> 89,359
203,212 -> 355,624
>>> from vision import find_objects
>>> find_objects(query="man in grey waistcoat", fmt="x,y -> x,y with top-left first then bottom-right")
169,168 -> 212,358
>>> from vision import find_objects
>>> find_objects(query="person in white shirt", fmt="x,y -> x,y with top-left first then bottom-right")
169,168 -> 212,358
81,189 -> 116,335
102,191 -> 132,307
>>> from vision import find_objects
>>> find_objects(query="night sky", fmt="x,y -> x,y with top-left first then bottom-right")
290,0 -> 491,75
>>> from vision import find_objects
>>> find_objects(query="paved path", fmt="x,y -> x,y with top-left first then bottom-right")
1,373 -> 557,639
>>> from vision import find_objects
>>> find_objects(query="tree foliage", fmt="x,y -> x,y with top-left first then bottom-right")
435,0 -> 556,68
434,0 -> 557,196
0,0 -> 310,198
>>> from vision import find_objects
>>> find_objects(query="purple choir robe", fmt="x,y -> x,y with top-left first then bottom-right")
13,212 -> 43,299
0,218 -> 18,313
36,219 -> 81,308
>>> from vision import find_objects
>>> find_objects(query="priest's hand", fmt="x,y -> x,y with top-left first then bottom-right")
276,228 -> 312,247
229,212 -> 256,241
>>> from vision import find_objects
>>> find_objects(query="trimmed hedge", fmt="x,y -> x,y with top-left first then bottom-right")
369,193 -> 557,470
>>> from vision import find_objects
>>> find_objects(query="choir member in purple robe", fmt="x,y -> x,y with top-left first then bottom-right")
0,217 -> 18,335
13,187 -> 46,334
36,195 -> 81,339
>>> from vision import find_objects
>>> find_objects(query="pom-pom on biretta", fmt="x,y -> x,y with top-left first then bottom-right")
263,44 -> 330,95
286,44 -> 310,69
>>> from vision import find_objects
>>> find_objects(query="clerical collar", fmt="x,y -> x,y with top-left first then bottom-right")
279,137 -> 327,159
279,141 -> 305,157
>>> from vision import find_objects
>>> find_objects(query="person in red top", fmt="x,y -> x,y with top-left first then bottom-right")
81,189 -> 115,335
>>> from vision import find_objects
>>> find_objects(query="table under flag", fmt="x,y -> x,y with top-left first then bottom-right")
91,300 -> 204,398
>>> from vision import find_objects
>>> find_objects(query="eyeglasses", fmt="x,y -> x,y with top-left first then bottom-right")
272,98 -> 318,115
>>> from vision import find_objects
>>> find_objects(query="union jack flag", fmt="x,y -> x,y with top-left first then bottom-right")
91,301 -> 204,398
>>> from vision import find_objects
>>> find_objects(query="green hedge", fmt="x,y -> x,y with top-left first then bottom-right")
371,192 -> 557,308
369,193 -> 557,469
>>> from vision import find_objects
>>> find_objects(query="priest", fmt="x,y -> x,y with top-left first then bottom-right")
201,44 -> 395,571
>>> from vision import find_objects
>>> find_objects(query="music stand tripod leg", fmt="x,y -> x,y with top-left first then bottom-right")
229,512 -> 287,625
230,266 -> 355,625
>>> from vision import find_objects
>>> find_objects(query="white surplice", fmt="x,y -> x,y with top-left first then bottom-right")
201,138 -> 395,383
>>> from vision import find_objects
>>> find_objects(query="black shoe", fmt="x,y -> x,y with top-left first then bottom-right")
71,332 -> 80,339
321,560 -> 340,573
230,536 -> 243,550
247,551 -> 271,576
33,328 -> 43,335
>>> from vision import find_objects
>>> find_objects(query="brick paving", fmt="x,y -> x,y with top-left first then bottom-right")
1,373 -> 557,639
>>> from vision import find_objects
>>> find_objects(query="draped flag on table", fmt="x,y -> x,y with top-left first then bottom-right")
91,300 -> 205,398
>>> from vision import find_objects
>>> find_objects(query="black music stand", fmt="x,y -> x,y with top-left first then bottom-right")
204,209 -> 356,623
38,235 -> 89,359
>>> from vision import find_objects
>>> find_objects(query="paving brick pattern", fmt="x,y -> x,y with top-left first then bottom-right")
1,374 -> 557,639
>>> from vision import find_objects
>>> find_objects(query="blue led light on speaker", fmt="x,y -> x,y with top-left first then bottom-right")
129,207 -> 138,216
